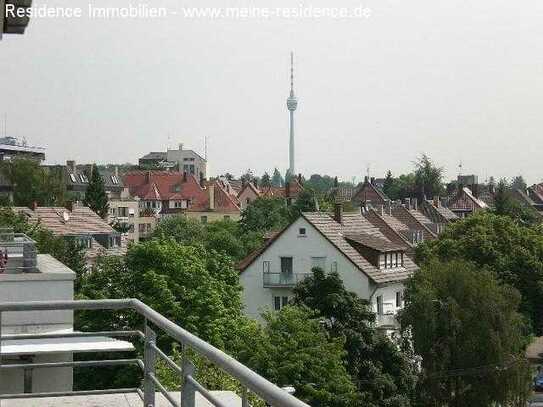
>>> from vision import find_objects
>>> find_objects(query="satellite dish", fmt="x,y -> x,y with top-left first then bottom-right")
62,211 -> 70,222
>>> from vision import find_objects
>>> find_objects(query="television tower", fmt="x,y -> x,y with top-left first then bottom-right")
287,52 -> 298,177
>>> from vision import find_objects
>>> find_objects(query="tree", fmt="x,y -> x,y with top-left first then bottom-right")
0,158 -> 66,206
288,189 -> 317,218
400,260 -> 531,406
511,175 -> 527,191
237,306 -> 359,407
293,268 -> 417,406
151,216 -> 262,262
260,172 -> 271,187
493,178 -> 540,226
83,164 -> 108,218
240,169 -> 255,185
414,154 -> 444,201
240,197 -> 291,233
382,170 -> 394,197
271,168 -> 284,187
416,212 -> 543,334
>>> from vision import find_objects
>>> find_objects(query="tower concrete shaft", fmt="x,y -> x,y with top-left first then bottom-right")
286,52 -> 298,176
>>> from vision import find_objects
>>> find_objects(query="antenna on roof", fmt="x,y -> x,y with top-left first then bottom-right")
204,135 -> 208,161
458,160 -> 463,177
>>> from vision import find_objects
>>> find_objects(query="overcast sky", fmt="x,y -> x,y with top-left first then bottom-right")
1,0 -> 543,183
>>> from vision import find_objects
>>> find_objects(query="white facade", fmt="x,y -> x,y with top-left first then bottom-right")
108,198 -> 140,243
239,217 -> 406,325
0,254 -> 75,394
167,144 -> 207,180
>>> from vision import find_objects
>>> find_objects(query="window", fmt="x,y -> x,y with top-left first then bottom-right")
273,296 -> 290,311
69,173 -> 77,183
263,261 -> 271,273
298,228 -> 306,236
246,198 -> 251,205
201,216 -> 208,224
330,261 -> 338,273
111,175 -> 119,185
379,255 -> 386,269
80,174 -> 88,183
280,257 -> 293,274
376,295 -> 384,315
396,291 -> 403,307
311,257 -> 326,271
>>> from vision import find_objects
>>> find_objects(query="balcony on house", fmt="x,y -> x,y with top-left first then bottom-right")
0,231 -> 38,274
263,272 -> 310,288
0,299 -> 309,407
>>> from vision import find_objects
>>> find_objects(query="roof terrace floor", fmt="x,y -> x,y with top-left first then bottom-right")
1,391 -> 241,407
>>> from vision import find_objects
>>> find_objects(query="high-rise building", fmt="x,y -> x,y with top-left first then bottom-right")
286,52 -> 298,177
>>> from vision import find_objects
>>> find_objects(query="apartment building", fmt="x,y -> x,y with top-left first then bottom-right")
138,143 -> 207,181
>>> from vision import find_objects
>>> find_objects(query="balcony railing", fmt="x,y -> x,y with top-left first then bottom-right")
375,313 -> 399,329
0,299 -> 310,407
263,272 -> 311,287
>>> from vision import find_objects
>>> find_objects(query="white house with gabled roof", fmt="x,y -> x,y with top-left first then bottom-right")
238,206 -> 418,330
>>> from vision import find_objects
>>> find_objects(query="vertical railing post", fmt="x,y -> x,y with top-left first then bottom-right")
181,359 -> 196,407
0,311 -> 3,386
143,323 -> 157,407
242,387 -> 249,407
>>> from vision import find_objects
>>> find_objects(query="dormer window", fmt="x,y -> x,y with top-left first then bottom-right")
379,252 -> 404,270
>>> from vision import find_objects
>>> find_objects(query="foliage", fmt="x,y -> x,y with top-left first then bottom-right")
83,164 -> 109,218
383,173 -> 417,201
237,306 -> 359,407
78,240 -> 245,349
271,168 -> 284,187
400,260 -> 531,406
260,171 -> 271,187
416,212 -> 543,334
493,178 -> 540,226
293,268 -> 417,407
240,197 -> 291,233
0,158 -> 66,206
151,216 -> 263,261
511,175 -> 527,191
414,154 -> 444,201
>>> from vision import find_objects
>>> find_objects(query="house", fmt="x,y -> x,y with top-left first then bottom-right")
44,161 -> 125,201
352,176 -> 389,206
419,197 -> 459,228
138,143 -> 207,180
13,204 -> 125,265
237,182 -> 261,210
124,171 -> 241,224
108,197 -> 141,243
447,186 -> 488,218
238,205 -> 418,331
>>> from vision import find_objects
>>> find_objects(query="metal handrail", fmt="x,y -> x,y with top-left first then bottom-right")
0,299 -> 310,407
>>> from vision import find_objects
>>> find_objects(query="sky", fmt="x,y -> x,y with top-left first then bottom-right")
1,0 -> 543,184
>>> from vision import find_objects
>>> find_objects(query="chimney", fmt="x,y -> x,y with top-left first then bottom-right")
298,173 -> 302,184
66,160 -> 76,173
145,171 -> 151,183
65,200 -> 74,212
208,184 -> 215,210
179,143 -> 184,151
31,201 -> 38,211
404,197 -> 411,210
471,184 -> 479,198
364,176 -> 369,184
433,196 -> 440,207
370,177 -> 375,185
387,200 -> 392,215
334,202 -> 343,224
413,200 -> 418,211
183,172 -> 187,182
285,181 -> 291,198
114,166 -> 119,177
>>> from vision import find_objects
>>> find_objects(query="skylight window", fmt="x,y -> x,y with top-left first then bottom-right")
69,174 -> 77,183
111,175 -> 119,185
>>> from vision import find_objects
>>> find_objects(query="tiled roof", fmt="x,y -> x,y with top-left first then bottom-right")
344,233 -> 406,252
14,206 -> 115,236
301,212 -> 416,284
363,209 -> 414,248
237,182 -> 261,199
409,209 -> 433,226
124,171 -> 207,203
391,206 -> 437,240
